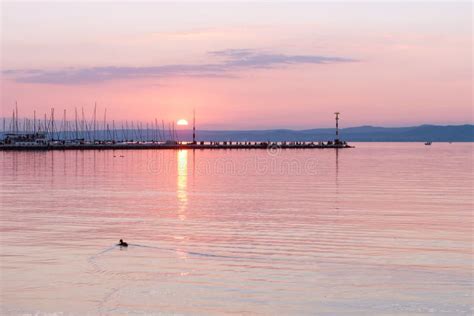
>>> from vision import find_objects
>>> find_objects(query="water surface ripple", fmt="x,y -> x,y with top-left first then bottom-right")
1,143 -> 472,315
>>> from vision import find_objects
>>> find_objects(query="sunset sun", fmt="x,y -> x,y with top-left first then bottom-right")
177,119 -> 188,126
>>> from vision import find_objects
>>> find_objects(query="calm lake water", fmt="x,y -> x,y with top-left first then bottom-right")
1,143 -> 472,315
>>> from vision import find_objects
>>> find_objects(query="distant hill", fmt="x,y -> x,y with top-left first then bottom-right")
185,125 -> 473,142
1,124 -> 472,142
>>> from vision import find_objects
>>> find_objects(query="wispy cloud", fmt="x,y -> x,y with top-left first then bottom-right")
4,49 -> 356,84
211,49 -> 354,68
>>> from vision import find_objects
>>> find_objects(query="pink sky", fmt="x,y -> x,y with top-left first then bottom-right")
1,2 -> 472,129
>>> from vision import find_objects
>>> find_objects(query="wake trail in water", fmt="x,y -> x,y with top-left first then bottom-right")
89,243 -> 242,265
89,243 -> 326,265
88,245 -> 118,276
128,243 -> 239,259
90,245 -> 118,258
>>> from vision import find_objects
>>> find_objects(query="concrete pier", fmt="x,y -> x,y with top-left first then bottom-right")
0,140 -> 353,151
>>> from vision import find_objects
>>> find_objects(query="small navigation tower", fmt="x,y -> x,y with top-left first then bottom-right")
334,112 -> 340,142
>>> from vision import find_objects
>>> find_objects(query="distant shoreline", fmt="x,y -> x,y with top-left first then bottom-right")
1,124 -> 472,142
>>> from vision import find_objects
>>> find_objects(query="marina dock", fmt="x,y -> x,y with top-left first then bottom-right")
0,140 -> 352,151
1,108 -> 352,151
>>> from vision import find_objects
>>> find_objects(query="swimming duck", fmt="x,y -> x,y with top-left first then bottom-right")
118,239 -> 128,247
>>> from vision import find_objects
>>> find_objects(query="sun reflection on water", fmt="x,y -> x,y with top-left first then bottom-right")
176,150 -> 188,221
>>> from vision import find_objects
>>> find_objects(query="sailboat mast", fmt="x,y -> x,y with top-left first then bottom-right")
51,108 -> 55,141
172,122 -> 176,142
112,120 -> 115,142
44,113 -> 48,138
162,120 -> 166,141
103,107 -> 107,141
75,108 -> 78,140
193,108 -> 196,144
63,109 -> 67,141
146,122 -> 149,142
122,121 -> 127,141
93,102 -> 97,142
15,101 -> 19,134
125,120 -> 129,141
